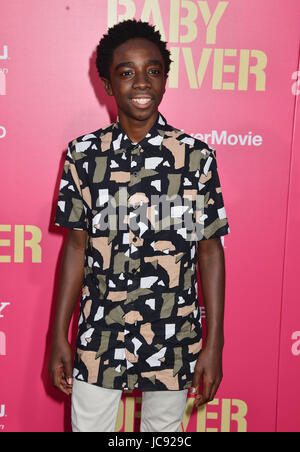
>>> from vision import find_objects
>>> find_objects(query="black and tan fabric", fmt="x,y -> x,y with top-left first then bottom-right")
54,112 -> 230,391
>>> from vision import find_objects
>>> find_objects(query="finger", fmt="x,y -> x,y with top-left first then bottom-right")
52,364 -> 64,388
62,358 -> 73,387
208,381 -> 220,402
203,375 -> 212,402
191,366 -> 204,395
195,380 -> 221,407
59,375 -> 72,395
195,375 -> 213,407
194,394 -> 207,409
52,365 -> 71,395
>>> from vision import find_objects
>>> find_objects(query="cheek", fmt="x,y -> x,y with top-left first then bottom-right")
110,88 -> 125,105
156,84 -> 166,101
112,82 -> 130,99
155,78 -> 167,95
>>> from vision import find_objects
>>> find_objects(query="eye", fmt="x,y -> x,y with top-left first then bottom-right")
120,70 -> 133,77
149,68 -> 161,75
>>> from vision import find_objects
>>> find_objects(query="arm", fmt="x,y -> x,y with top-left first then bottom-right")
48,229 -> 87,395
191,236 -> 226,407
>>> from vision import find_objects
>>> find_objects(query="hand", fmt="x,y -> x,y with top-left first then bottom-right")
48,337 -> 73,395
190,346 -> 223,408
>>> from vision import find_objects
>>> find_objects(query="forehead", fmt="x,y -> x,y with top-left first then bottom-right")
112,38 -> 164,66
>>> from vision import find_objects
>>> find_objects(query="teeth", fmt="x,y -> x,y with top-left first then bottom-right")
133,98 -> 151,104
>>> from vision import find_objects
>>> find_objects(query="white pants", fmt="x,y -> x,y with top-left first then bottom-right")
71,379 -> 188,432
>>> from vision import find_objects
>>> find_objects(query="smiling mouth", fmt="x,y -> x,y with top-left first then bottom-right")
131,97 -> 153,107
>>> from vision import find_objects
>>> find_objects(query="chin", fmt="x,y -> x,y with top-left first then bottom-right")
132,107 -> 158,121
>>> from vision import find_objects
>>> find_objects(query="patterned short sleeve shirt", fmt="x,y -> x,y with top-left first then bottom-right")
54,112 -> 230,391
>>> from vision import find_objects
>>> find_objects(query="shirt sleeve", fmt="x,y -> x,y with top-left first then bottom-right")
194,147 -> 230,241
54,142 -> 88,231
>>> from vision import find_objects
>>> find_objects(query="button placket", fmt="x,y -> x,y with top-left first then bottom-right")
125,144 -> 143,380
132,149 -> 141,180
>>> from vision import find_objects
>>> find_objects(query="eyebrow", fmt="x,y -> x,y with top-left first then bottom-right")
115,60 -> 163,71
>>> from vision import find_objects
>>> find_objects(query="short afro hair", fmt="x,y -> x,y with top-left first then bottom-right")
96,19 -> 172,80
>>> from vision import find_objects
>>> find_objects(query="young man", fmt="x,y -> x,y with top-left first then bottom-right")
49,19 -> 230,433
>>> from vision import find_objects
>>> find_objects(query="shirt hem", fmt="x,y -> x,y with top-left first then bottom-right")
74,375 -> 193,392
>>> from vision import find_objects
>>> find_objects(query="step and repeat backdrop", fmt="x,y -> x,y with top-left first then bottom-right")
1,0 -> 300,432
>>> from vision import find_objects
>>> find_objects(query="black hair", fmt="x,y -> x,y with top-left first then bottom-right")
96,19 -> 172,80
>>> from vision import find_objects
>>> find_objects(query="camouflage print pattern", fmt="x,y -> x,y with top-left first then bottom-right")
54,112 -> 230,391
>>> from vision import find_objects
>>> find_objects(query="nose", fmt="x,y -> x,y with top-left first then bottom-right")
132,70 -> 151,90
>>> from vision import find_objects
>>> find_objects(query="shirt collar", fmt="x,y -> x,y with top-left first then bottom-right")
111,111 -> 169,152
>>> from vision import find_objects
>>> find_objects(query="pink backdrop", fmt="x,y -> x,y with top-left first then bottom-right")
1,0 -> 300,432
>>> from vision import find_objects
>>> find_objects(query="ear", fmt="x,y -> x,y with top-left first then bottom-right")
101,77 -> 113,96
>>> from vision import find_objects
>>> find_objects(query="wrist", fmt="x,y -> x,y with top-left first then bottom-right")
204,334 -> 224,352
52,324 -> 69,343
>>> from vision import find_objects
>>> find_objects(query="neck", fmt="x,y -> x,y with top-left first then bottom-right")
118,111 -> 159,143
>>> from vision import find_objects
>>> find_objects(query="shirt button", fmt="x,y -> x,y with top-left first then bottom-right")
133,237 -> 137,242
133,172 -> 138,177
